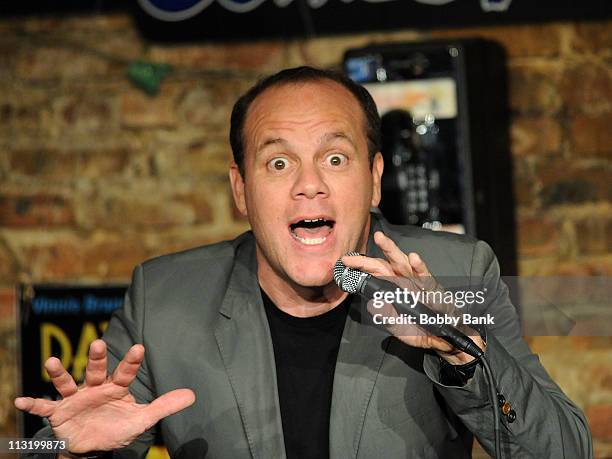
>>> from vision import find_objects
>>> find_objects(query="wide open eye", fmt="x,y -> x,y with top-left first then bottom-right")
326,153 -> 348,167
268,157 -> 289,171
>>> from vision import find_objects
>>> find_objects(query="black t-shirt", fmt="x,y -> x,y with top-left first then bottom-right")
261,289 -> 351,459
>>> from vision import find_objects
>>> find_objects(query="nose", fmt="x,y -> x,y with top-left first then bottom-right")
291,162 -> 330,200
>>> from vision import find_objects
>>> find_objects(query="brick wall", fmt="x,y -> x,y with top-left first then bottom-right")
0,14 -> 610,456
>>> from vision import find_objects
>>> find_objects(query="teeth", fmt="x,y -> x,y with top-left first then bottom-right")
291,234 -> 327,245
303,218 -> 324,223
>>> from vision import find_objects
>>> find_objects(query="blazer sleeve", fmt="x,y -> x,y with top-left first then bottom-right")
422,240 -> 593,458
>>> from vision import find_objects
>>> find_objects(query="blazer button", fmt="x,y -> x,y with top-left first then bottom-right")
507,409 -> 517,423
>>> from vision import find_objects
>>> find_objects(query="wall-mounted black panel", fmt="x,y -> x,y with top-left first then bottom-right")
344,39 -> 517,276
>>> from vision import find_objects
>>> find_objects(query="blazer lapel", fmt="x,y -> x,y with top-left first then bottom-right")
213,236 -> 286,459
329,214 -> 391,459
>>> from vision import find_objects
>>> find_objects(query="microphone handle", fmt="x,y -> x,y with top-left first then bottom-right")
361,277 -> 484,359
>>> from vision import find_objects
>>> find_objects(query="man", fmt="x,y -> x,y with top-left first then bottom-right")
16,66 -> 591,458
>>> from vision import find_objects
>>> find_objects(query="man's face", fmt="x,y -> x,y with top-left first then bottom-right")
230,79 -> 383,290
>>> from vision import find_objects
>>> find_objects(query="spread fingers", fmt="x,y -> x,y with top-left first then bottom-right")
85,339 -> 108,386
111,344 -> 145,387
45,357 -> 78,398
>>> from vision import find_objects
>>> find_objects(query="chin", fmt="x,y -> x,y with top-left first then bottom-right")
289,264 -> 335,288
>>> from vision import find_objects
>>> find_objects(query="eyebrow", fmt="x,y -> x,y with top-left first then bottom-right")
257,132 -> 355,152
258,138 -> 286,150
320,131 -> 355,147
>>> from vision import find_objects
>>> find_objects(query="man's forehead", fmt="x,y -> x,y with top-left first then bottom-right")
248,78 -> 360,116
243,79 -> 364,139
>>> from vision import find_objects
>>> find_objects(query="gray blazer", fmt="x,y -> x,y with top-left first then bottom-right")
32,214 -> 593,458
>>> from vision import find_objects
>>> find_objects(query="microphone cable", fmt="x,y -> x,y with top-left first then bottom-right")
333,254 -> 507,458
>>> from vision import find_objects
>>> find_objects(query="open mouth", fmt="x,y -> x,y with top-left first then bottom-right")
289,217 -> 335,246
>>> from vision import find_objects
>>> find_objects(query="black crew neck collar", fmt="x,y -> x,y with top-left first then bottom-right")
260,287 -> 351,328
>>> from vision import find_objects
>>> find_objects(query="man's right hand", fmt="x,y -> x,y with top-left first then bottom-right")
14,339 -> 196,455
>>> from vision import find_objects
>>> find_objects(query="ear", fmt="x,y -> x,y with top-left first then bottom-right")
370,152 -> 384,208
229,162 -> 247,216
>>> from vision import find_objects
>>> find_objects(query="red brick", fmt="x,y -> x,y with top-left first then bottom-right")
176,193 -> 214,224
230,42 -> 285,69
570,113 -> 612,159
0,307 -> 18,437
0,93 -> 47,131
8,148 -> 131,178
0,42 -> 15,81
147,232 -> 227,258
79,149 -> 132,177
177,85 -> 236,128
9,149 -> 79,178
575,215 -> 612,255
21,240 -> 84,280
53,94 -> 117,134
179,88 -> 215,125
0,193 -> 75,227
0,100 -> 11,126
537,160 -> 611,207
19,14 -> 132,33
17,234 -> 149,281
511,116 -> 562,157
0,288 -> 16,320
516,212 -> 560,258
509,65 -> 562,114
570,318 -> 612,337
78,189 -> 199,230
568,337 -> 612,351
0,242 -> 18,284
16,47 -> 118,81
153,139 -> 231,178
587,404 -> 612,441
82,238 -> 148,279
149,41 -> 284,71
120,87 -> 178,128
71,30 -> 144,61
0,86 -> 55,148
593,438 -> 612,457
572,22 -> 612,54
560,63 -> 612,115
542,258 -> 612,276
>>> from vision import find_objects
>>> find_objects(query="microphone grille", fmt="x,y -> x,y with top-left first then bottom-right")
333,251 -> 366,294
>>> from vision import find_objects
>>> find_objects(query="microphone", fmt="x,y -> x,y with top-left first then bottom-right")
333,252 -> 484,359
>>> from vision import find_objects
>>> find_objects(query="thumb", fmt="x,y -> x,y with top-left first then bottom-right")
143,389 -> 196,428
14,397 -> 56,417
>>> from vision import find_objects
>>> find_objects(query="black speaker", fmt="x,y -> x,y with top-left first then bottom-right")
344,39 -> 516,276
